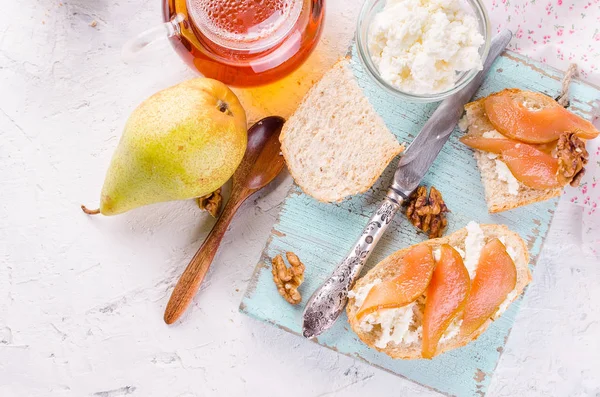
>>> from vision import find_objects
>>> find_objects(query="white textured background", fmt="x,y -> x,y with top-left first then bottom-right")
1,1 -> 599,396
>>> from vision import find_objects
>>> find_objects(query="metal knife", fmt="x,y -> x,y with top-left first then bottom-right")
302,30 -> 513,339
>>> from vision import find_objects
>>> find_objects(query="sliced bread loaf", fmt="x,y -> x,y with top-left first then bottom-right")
280,59 -> 404,202
463,94 -> 562,213
346,224 -> 531,359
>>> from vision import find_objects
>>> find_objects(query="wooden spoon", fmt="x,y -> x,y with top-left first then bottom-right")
164,116 -> 286,324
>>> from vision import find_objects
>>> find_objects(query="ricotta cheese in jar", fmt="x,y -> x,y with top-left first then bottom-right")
368,0 -> 485,94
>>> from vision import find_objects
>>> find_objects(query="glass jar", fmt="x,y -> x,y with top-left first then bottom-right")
355,0 -> 490,102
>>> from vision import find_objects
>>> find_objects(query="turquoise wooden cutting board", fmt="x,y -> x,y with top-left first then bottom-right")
239,50 -> 600,396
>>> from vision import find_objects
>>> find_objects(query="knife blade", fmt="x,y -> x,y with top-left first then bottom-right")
302,30 -> 513,339
391,29 -> 513,197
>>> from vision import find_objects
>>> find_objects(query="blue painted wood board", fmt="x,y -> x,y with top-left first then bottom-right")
239,50 -> 600,396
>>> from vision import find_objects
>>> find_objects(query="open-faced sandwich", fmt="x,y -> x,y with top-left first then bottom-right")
346,223 -> 530,359
460,88 -> 599,212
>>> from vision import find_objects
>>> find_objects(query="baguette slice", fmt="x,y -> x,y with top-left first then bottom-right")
346,224 -> 531,360
280,59 -> 404,203
463,90 -> 562,213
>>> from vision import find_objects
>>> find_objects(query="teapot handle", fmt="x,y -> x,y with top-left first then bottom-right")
121,14 -> 185,63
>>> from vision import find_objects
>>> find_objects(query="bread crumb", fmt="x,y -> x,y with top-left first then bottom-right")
90,20 -> 97,27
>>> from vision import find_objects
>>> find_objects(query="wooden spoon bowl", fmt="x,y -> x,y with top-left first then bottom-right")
164,116 -> 286,324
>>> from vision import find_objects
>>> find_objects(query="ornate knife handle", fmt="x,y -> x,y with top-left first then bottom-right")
302,190 -> 405,338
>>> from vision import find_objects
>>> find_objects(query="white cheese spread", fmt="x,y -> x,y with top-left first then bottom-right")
495,237 -> 520,317
454,246 -> 466,259
496,289 -> 518,316
368,0 -> 484,94
494,159 -> 520,196
458,115 -> 469,132
464,221 -> 485,277
522,100 -> 542,112
368,303 -> 420,348
480,130 -> 520,195
434,245 -> 465,261
499,236 -> 519,262
482,131 -> 501,159
350,280 -> 421,347
439,318 -> 462,344
482,130 -> 504,139
433,247 -> 442,262
348,279 -> 382,308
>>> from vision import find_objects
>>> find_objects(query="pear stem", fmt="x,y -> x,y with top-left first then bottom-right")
81,205 -> 100,215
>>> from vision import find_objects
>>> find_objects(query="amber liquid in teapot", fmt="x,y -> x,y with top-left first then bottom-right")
163,0 -> 324,87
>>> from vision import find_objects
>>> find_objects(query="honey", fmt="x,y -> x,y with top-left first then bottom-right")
163,0 -> 324,87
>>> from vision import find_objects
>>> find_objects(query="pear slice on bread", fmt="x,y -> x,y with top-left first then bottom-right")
461,88 -> 598,213
346,223 -> 531,360
462,92 -> 562,212
280,59 -> 404,202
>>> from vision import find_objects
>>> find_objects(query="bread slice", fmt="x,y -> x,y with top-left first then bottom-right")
346,224 -> 532,360
463,90 -> 562,213
280,59 -> 404,202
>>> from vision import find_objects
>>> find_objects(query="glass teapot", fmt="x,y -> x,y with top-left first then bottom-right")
123,0 -> 325,87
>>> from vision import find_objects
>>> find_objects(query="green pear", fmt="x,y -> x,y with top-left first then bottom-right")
83,78 -> 247,215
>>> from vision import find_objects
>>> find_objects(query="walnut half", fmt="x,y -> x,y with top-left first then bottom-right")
556,132 -> 589,187
404,186 -> 449,239
197,188 -> 222,218
271,252 -> 305,305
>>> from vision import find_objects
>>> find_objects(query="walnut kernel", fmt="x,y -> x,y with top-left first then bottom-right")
556,133 -> 589,187
404,186 -> 449,239
197,188 -> 222,218
271,252 -> 305,305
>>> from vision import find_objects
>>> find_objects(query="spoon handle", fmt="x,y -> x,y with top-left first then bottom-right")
164,191 -> 245,324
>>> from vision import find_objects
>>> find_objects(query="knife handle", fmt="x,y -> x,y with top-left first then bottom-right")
302,194 -> 403,338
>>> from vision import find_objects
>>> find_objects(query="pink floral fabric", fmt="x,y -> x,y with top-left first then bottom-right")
484,0 -> 600,255
487,0 -> 600,85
